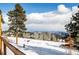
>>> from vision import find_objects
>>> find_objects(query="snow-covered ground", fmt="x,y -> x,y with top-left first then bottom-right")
5,37 -> 79,55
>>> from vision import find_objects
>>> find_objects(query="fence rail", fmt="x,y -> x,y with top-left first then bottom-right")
0,37 -> 25,55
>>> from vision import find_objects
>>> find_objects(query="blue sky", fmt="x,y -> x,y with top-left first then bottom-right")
1,3 -> 79,32
0,3 -> 78,14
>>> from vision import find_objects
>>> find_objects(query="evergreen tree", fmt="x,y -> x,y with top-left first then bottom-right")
7,4 -> 27,37
65,6 -> 79,43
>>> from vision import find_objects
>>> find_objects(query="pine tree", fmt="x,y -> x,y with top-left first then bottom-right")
65,6 -> 79,43
7,4 -> 27,37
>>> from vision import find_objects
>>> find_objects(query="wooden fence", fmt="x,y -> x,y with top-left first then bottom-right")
0,37 -> 25,55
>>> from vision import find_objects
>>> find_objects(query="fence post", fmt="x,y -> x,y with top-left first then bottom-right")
0,14 -> 2,55
3,42 -> 6,55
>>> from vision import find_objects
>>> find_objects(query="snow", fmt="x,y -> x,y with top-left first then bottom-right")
5,37 -> 79,55
6,47 -> 14,55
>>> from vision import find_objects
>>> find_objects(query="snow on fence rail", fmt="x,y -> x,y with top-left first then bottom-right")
0,37 -> 25,55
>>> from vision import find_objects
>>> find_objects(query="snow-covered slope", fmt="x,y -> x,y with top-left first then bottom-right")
6,37 -> 79,55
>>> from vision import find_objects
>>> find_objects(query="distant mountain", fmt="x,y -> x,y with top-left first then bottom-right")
52,31 -> 68,39
26,30 -> 68,38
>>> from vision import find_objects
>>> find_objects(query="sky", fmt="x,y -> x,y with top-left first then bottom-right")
0,3 -> 78,14
0,3 -> 79,32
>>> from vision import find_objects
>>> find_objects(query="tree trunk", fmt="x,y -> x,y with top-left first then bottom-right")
16,32 -> 18,44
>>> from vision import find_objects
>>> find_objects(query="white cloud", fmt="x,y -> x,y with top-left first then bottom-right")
72,6 -> 77,11
26,12 -> 71,32
2,4 -> 78,32
2,23 -> 9,31
72,6 -> 78,14
57,4 -> 70,13
27,12 -> 71,24
26,4 -> 72,32
3,15 -> 9,24
26,24 -> 66,32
